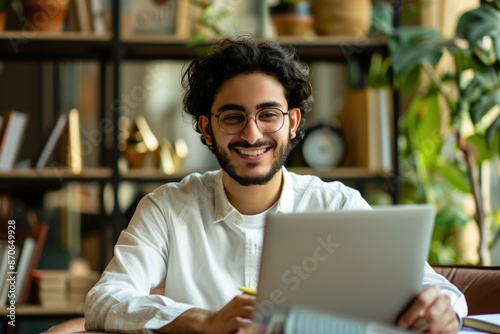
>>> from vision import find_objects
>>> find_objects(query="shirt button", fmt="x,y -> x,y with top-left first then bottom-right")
249,281 -> 257,290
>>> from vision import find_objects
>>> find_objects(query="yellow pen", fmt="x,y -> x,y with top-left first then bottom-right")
238,285 -> 257,296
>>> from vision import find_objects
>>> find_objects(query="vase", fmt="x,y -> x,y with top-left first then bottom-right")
21,0 -> 69,32
311,0 -> 371,37
270,1 -> 313,36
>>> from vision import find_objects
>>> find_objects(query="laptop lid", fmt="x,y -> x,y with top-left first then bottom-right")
254,204 -> 435,325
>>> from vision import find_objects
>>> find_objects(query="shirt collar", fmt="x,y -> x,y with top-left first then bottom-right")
212,170 -> 236,223
276,167 -> 295,213
211,167 -> 295,223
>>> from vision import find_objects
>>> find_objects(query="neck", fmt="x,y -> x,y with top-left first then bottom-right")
222,169 -> 283,215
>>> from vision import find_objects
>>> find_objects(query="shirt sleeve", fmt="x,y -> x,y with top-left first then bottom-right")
422,262 -> 468,319
84,194 -> 195,333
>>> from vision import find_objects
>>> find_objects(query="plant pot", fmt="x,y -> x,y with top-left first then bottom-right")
271,13 -> 313,36
311,0 -> 371,37
270,2 -> 313,36
21,0 -> 69,32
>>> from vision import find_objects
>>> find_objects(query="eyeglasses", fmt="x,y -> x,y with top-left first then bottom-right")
212,108 -> 290,135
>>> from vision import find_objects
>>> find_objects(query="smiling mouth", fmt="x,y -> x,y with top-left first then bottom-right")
237,148 -> 267,156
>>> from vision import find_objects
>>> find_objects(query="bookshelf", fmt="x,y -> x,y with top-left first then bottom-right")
0,2 -> 401,329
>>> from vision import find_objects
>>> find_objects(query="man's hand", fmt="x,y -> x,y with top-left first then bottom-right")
397,286 -> 459,333
203,294 -> 256,333
159,294 -> 256,333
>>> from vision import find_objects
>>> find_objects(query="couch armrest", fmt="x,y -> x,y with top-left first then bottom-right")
431,264 -> 500,315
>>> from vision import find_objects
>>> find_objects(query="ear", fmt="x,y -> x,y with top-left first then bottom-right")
198,115 -> 213,146
289,108 -> 301,139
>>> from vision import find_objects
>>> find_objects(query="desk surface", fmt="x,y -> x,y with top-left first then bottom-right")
36,314 -> 500,333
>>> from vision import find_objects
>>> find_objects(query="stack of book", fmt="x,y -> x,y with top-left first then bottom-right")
32,269 -> 99,308
68,271 -> 99,306
32,270 -> 68,307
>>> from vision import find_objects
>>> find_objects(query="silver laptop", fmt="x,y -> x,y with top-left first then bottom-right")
254,204 -> 435,326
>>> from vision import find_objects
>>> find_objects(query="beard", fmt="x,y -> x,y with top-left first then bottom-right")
211,137 -> 293,186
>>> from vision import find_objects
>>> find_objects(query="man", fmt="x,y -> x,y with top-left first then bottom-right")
85,36 -> 467,333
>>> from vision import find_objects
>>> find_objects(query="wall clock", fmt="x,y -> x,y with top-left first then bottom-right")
301,123 -> 345,169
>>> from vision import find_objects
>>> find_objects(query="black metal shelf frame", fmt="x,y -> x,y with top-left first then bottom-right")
0,0 -> 402,251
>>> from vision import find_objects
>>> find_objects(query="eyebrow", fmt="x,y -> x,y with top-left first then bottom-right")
216,101 -> 284,113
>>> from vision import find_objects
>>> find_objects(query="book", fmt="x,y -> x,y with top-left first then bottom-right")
368,88 -> 393,172
74,0 -> 92,32
0,110 -> 28,170
264,306 -> 412,334
67,108 -> 82,174
463,315 -> 500,334
338,88 -> 393,172
32,270 -> 68,290
12,237 -> 35,303
0,242 -> 9,307
32,269 -> 98,307
68,271 -> 99,291
87,0 -> 111,33
35,112 -> 69,170
18,222 -> 49,304
33,270 -> 69,307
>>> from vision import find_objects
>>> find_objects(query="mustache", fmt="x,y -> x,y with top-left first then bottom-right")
228,140 -> 275,149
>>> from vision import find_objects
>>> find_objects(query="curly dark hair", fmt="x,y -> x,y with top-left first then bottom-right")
182,35 -> 313,149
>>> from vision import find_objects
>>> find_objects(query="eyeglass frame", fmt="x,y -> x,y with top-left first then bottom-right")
211,108 -> 291,135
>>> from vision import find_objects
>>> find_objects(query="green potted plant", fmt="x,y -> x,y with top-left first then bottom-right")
188,0 -> 236,46
385,0 -> 500,264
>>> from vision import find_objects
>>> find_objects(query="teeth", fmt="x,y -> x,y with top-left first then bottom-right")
238,149 -> 266,156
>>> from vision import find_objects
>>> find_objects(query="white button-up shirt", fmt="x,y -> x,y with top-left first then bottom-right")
84,168 -> 467,333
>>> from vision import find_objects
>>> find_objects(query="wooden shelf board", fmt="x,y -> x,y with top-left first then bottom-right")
288,167 -> 393,179
0,31 -> 112,41
119,167 -> 393,182
0,167 -> 392,184
120,35 -> 388,60
121,34 -> 387,46
0,32 -> 112,59
121,33 -> 188,44
277,35 -> 388,45
0,168 -> 112,180
0,304 -> 84,316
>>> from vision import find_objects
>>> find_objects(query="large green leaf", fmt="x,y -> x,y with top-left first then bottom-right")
389,27 -> 446,75
414,93 -> 442,166
398,65 -> 422,94
457,6 -> 500,65
435,205 -> 470,228
369,1 -> 394,37
470,90 -> 500,125
481,0 -> 500,11
434,161 -> 471,193
467,133 -> 491,163
402,94 -> 425,140
486,115 -> 500,154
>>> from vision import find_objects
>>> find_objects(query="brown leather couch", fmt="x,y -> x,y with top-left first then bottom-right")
44,265 -> 500,332
432,264 -> 500,315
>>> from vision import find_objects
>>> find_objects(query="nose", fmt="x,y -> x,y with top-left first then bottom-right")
239,116 -> 264,144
